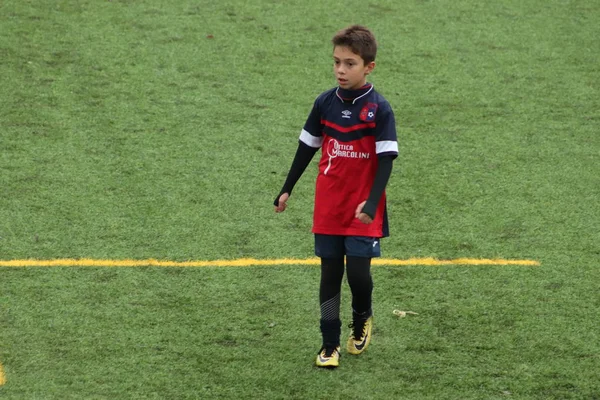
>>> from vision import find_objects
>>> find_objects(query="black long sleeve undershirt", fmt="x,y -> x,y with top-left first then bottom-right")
361,155 -> 394,219
274,141 -> 319,205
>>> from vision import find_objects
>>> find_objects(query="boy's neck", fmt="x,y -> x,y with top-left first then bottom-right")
336,83 -> 373,103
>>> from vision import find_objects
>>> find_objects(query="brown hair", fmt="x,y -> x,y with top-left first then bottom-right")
332,25 -> 378,64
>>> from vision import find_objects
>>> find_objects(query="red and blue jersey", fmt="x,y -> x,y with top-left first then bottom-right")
299,84 -> 398,237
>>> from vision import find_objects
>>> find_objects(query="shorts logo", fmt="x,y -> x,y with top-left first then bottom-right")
359,103 -> 378,122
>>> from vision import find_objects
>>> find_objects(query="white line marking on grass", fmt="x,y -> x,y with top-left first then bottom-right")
0,258 -> 540,268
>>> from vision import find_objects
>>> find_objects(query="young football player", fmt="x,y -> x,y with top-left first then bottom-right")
274,25 -> 398,368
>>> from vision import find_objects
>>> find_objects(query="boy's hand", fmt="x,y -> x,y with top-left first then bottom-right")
355,201 -> 373,224
275,193 -> 290,213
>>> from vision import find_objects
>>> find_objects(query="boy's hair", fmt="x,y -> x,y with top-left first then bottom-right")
332,25 -> 378,64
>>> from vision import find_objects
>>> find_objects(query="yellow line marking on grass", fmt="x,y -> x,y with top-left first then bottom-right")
0,362 -> 5,386
0,258 -> 540,268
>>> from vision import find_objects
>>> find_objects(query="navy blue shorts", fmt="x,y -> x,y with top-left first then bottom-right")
314,234 -> 381,258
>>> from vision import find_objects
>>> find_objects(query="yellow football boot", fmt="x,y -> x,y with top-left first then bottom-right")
315,346 -> 341,368
346,316 -> 373,355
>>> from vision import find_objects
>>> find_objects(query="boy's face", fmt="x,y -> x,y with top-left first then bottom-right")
333,46 -> 375,90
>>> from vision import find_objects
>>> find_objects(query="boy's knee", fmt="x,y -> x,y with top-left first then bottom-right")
346,256 -> 373,283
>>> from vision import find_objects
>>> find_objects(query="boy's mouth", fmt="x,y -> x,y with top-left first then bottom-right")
337,78 -> 348,85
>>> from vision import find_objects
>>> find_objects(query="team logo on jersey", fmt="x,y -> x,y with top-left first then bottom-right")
341,110 -> 352,119
359,103 -> 378,122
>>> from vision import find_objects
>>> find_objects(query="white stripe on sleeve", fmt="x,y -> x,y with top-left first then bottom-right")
376,140 -> 398,154
299,129 -> 323,148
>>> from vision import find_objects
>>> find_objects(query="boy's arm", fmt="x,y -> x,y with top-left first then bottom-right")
273,141 -> 319,206
358,102 -> 399,220
275,93 -> 324,211
360,155 -> 394,219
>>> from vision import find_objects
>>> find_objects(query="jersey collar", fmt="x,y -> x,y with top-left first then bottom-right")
336,84 -> 373,104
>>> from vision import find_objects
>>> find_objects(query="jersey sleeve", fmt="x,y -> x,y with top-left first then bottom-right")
299,96 -> 325,148
374,103 -> 399,158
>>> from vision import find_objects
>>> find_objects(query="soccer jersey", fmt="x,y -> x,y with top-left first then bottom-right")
299,84 -> 398,237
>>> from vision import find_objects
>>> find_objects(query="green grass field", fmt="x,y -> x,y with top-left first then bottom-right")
1,0 -> 599,398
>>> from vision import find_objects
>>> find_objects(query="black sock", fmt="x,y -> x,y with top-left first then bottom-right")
319,257 -> 344,347
320,319 -> 342,348
346,256 -> 373,317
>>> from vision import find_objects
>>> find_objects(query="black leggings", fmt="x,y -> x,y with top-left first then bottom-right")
319,256 -> 373,319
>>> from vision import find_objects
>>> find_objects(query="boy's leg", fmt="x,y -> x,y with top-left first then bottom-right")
346,255 -> 373,354
314,235 -> 345,367
319,257 -> 344,347
345,236 -> 379,316
345,236 -> 380,354
346,256 -> 373,317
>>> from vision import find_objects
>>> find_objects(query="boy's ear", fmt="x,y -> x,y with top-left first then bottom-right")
365,61 -> 376,75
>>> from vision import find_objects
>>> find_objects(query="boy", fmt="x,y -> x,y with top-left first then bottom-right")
274,25 -> 398,368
